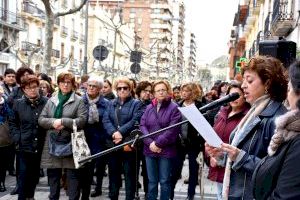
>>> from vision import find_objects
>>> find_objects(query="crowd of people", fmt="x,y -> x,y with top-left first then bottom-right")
0,55 -> 299,200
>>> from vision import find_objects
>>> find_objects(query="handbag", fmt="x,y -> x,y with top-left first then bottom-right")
71,120 -> 91,169
0,122 -> 12,147
48,129 -> 72,157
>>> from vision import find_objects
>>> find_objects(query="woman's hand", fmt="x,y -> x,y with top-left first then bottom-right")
53,119 -> 64,130
221,143 -> 241,161
149,141 -> 162,153
112,131 -> 123,144
210,157 -> 217,167
205,143 -> 223,158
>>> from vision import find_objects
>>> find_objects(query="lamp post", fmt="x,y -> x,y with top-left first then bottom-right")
82,0 -> 89,75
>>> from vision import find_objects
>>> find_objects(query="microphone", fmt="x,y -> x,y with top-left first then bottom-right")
199,92 -> 240,113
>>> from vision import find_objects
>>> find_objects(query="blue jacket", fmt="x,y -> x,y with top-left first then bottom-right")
103,96 -> 143,140
227,100 -> 287,200
140,98 -> 182,158
82,94 -> 109,154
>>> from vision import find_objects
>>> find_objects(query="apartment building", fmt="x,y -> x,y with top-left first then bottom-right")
0,0 -> 23,74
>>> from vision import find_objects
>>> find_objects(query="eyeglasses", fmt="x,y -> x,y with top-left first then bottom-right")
88,84 -> 98,89
117,86 -> 129,91
60,81 -> 72,86
25,86 -> 38,91
154,89 -> 167,93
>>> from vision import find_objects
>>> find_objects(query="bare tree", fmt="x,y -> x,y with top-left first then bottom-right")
41,0 -> 88,73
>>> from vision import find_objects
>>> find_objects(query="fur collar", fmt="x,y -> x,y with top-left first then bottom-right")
268,109 -> 300,156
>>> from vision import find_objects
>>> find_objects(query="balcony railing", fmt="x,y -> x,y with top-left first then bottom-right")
71,30 -> 79,41
61,26 -> 68,36
0,7 -> 24,30
264,13 -> 270,38
21,41 -> 38,51
51,49 -> 60,58
271,0 -> 295,36
23,2 -> 46,19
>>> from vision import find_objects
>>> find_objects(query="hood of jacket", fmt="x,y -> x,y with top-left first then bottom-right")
268,109 -> 300,156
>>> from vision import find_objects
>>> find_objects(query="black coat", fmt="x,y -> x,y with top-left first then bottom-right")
8,95 -> 48,153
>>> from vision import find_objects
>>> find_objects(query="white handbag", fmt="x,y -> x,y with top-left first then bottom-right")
72,120 -> 91,169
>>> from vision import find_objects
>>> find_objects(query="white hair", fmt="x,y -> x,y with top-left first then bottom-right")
87,76 -> 104,88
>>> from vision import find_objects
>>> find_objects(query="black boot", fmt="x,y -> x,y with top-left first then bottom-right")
90,189 -> 102,197
10,185 -> 18,195
0,182 -> 6,192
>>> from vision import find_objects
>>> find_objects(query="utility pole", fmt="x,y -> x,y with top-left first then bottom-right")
111,28 -> 118,81
83,0 -> 89,75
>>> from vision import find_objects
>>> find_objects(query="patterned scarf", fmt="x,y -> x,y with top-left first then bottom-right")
222,95 -> 271,200
87,95 -> 100,124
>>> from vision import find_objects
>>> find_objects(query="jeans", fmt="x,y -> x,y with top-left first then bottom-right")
47,168 -> 80,200
17,151 -> 41,200
108,150 -> 136,200
145,156 -> 172,200
217,182 -> 223,200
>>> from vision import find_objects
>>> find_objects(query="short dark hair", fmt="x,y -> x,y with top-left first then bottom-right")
136,81 -> 152,98
21,75 -> 39,89
4,68 -> 16,76
289,60 -> 300,109
242,56 -> 288,102
16,67 -> 34,84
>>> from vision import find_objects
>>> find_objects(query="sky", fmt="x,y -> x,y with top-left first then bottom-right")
185,0 -> 240,64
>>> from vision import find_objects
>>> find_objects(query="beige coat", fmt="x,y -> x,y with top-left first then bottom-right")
38,92 -> 87,169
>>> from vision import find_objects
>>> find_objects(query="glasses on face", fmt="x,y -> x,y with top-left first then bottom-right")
155,89 -> 167,93
25,86 -> 38,91
88,84 -> 98,89
60,81 -> 72,86
117,86 -> 129,91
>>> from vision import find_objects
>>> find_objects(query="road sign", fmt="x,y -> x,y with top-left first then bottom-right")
93,45 -> 108,61
130,62 -> 141,74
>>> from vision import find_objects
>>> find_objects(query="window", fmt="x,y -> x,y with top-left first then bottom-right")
61,43 -> 65,62
130,8 -> 135,13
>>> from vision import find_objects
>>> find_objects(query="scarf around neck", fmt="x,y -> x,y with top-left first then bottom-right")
268,109 -> 300,156
54,90 -> 72,118
222,94 -> 271,200
87,95 -> 100,124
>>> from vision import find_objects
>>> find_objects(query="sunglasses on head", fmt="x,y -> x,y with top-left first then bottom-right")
117,86 -> 129,91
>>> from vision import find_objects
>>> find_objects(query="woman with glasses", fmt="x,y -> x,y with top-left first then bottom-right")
103,77 -> 143,200
38,72 -> 87,200
81,76 -> 109,199
140,80 -> 181,200
8,75 -> 48,200
206,56 -> 288,199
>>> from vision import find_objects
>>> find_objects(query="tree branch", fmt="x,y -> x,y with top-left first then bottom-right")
52,53 -> 72,69
55,0 -> 88,18
11,49 -> 28,67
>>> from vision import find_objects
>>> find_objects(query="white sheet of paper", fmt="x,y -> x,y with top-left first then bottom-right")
178,104 -> 222,148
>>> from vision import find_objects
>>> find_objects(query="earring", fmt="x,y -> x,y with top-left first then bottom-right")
264,88 -> 268,94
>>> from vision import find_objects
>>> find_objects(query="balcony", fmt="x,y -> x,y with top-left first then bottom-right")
51,49 -> 60,58
21,41 -> 39,51
0,7 -> 24,31
71,30 -> 79,41
61,26 -> 68,37
79,34 -> 85,44
233,5 -> 249,26
264,14 -> 271,38
22,2 -> 46,21
271,0 -> 295,36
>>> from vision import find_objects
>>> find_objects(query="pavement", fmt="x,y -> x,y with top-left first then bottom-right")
0,159 -> 217,200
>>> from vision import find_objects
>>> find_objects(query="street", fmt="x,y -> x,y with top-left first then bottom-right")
0,159 -> 217,200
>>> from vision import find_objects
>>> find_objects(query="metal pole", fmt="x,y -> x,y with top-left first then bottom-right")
83,0 -> 89,75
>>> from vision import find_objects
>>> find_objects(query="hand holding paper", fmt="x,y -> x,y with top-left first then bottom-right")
178,104 -> 222,148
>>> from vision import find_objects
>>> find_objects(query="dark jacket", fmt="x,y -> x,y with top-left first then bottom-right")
103,96 -> 143,139
252,110 -> 300,200
8,95 -> 48,153
177,100 -> 206,151
1,82 -> 16,100
140,98 -> 182,158
82,94 -> 109,154
208,105 -> 249,183
104,92 -> 116,100
7,86 -> 23,108
227,100 -> 287,200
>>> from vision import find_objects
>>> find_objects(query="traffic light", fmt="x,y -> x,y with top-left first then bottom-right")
130,51 -> 142,63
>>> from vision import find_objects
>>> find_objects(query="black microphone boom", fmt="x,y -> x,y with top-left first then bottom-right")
78,92 -> 240,165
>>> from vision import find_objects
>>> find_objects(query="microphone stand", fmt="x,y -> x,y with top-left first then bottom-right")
78,92 -> 240,165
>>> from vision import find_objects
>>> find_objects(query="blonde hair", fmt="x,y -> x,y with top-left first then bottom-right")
113,77 -> 133,91
180,82 -> 201,101
153,80 -> 172,94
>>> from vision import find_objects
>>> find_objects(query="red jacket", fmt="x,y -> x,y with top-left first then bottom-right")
207,105 -> 249,183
